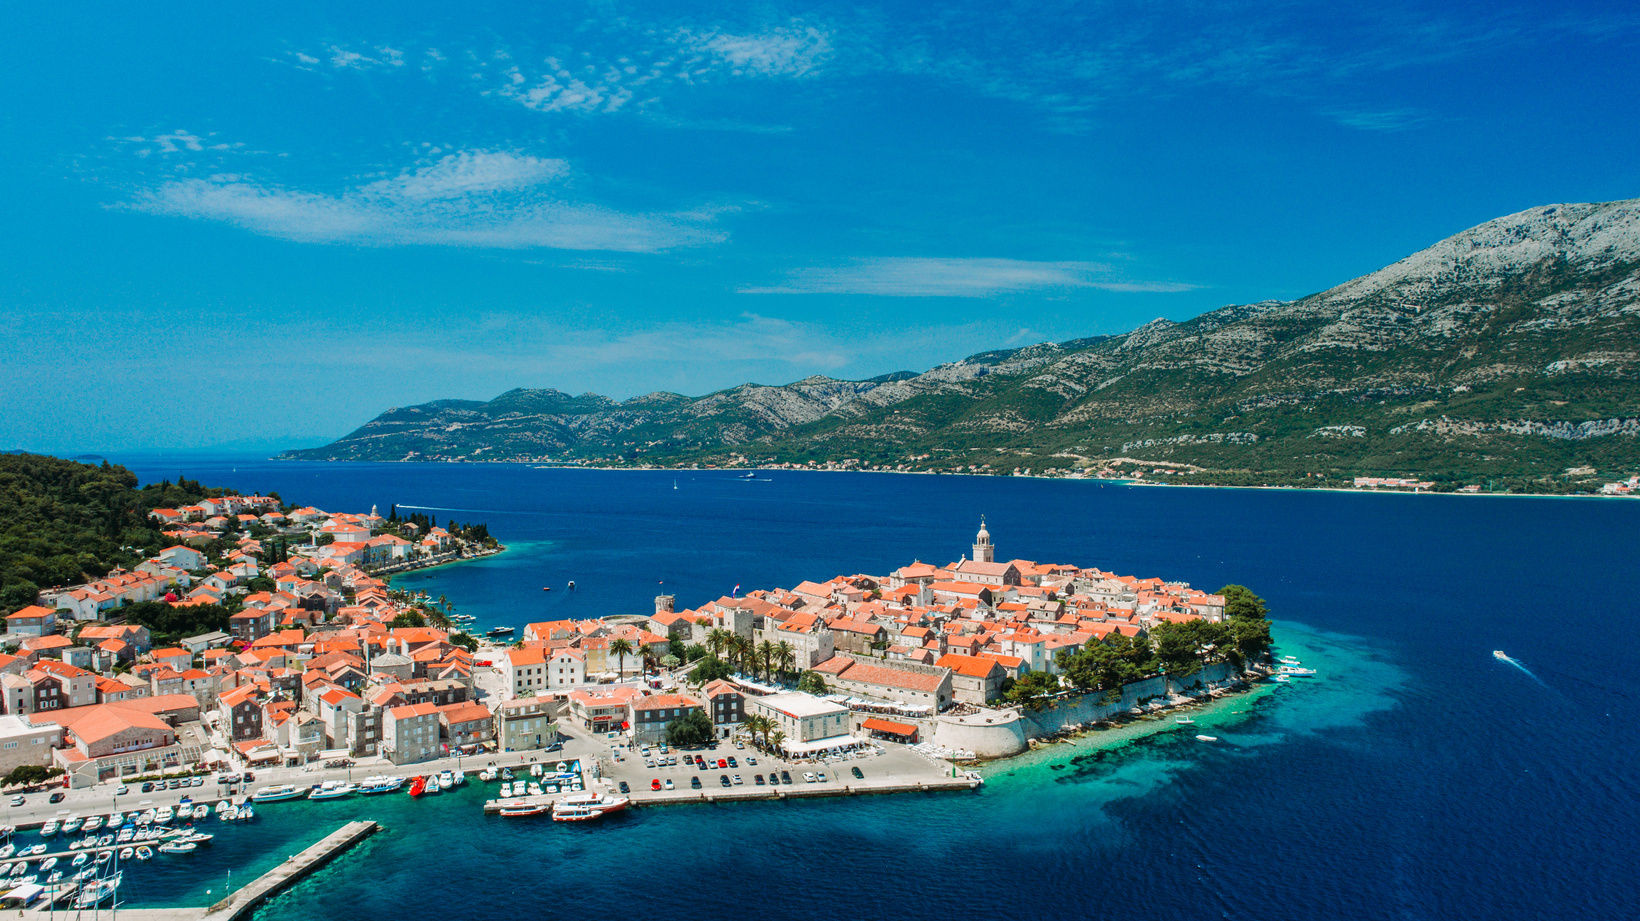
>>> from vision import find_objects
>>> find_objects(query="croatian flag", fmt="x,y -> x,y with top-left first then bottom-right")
733,584 -> 741,596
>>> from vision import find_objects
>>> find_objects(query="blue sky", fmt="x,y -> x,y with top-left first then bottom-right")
3,0 -> 1637,452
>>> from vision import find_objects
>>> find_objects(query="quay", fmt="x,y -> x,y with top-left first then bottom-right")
16,820 -> 377,921
481,774 -> 978,813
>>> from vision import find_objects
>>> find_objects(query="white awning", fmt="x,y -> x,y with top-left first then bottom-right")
780,734 -> 866,756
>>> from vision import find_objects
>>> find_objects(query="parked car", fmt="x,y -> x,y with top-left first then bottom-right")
618,781 -> 630,794
726,757 -> 738,768
803,772 -> 817,783
49,792 -> 65,803
650,778 -> 661,791
140,782 -> 154,793
116,785 -> 128,795
746,756 -> 757,766
191,777 -> 204,786
817,772 -> 827,783
719,775 -> 731,787
732,775 -> 743,785
781,771 -> 793,784
664,779 -> 675,790
767,772 -> 779,786
690,776 -> 702,789
8,795 -> 22,807
716,758 -> 728,769
753,774 -> 765,786
851,766 -> 864,779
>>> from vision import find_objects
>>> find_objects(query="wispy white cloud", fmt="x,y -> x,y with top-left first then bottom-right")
1322,107 -> 1430,131
673,21 -> 833,77
122,150 -> 725,253
113,130 -> 242,158
740,257 -> 1197,297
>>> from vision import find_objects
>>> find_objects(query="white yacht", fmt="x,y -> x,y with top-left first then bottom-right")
251,784 -> 305,802
307,781 -> 358,801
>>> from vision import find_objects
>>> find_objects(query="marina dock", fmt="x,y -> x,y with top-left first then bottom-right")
16,820 -> 378,921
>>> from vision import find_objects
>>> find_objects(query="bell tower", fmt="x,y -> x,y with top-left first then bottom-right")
973,516 -> 995,563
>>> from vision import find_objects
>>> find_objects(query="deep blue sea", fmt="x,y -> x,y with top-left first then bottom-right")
102,457 -> 1640,920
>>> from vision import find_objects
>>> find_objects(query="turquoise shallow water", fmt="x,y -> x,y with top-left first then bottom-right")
105,459 -> 1640,920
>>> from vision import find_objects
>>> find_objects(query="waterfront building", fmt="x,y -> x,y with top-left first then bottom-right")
495,696 -> 559,751
501,647 -> 549,697
812,656 -> 953,712
0,714 -> 59,775
700,679 -> 745,739
628,693 -> 703,744
747,692 -> 851,749
567,686 -> 643,734
382,702 -> 441,764
437,700 -> 495,751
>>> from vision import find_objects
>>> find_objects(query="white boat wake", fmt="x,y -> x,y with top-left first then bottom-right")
1493,651 -> 1551,688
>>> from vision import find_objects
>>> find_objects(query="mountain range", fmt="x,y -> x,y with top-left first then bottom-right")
284,198 -> 1640,489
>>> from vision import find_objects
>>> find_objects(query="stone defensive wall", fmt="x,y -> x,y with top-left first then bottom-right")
930,662 -> 1246,758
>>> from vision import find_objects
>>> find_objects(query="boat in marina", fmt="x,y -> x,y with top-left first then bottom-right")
39,821 -> 57,837
551,793 -> 630,822
118,847 -> 133,860
39,857 -> 56,872
219,805 -> 239,821
176,832 -> 213,845
95,850 -> 111,864
499,803 -> 549,818
71,853 -> 88,868
1196,735 -> 1219,742
134,847 -> 153,861
0,844 -> 13,860
74,871 -> 121,908
408,776 -> 427,797
62,817 -> 83,835
1277,665 -> 1317,677
1271,674 -> 1291,683
307,781 -> 359,800
486,626 -> 515,637
251,784 -> 304,802
22,844 -> 44,856
82,816 -> 103,833
359,776 -> 403,794
424,775 -> 442,794
439,770 -> 455,788
241,805 -> 255,821
115,827 -> 134,843
192,804 -> 210,820
153,806 -> 174,824
157,841 -> 197,855
10,861 -> 27,876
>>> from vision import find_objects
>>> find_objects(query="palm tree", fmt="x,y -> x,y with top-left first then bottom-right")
757,640 -> 776,680
775,641 -> 796,681
639,643 -> 655,674
767,729 -> 786,757
706,628 -> 731,660
731,635 -> 753,674
609,637 -> 634,681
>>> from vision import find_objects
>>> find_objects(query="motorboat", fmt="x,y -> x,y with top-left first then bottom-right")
251,784 -> 304,802
498,803 -> 549,818
82,815 -> 104,833
0,843 -> 13,859
454,770 -> 467,786
240,805 -> 254,821
95,850 -> 112,864
438,771 -> 455,788
219,805 -> 239,821
192,804 -> 210,820
153,806 -> 174,824
62,817 -> 83,835
486,626 -> 515,637
134,846 -> 153,861
176,832 -> 214,845
157,841 -> 197,854
108,812 -> 125,826
408,776 -> 427,797
118,847 -> 133,860
71,853 -> 88,868
9,861 -> 26,876
1196,735 -> 1219,742
136,809 -> 154,825
1492,650 -> 1509,661
550,793 -> 630,822
359,776 -> 403,795
74,871 -> 121,908
307,781 -> 358,801
39,856 -> 57,872
1277,665 -> 1317,677
39,821 -> 58,837
116,827 -> 135,843
1174,717 -> 1195,725
21,844 -> 44,856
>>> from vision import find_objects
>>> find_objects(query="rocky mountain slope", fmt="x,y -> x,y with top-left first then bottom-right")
285,198 -> 1640,488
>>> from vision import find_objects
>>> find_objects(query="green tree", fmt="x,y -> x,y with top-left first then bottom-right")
449,632 -> 479,653
692,656 -> 733,684
1003,669 -> 1062,710
665,709 -> 713,747
389,610 -> 427,629
774,641 -> 796,679
796,670 -> 828,695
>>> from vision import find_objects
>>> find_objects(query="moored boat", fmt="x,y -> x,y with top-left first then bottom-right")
1196,735 -> 1219,742
74,871 -> 121,908
499,803 -> 549,818
550,793 -> 630,822
307,781 -> 358,801
251,784 -> 304,802
408,776 -> 427,797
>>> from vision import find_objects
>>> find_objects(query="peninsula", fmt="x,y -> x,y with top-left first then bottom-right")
283,198 -> 1640,497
